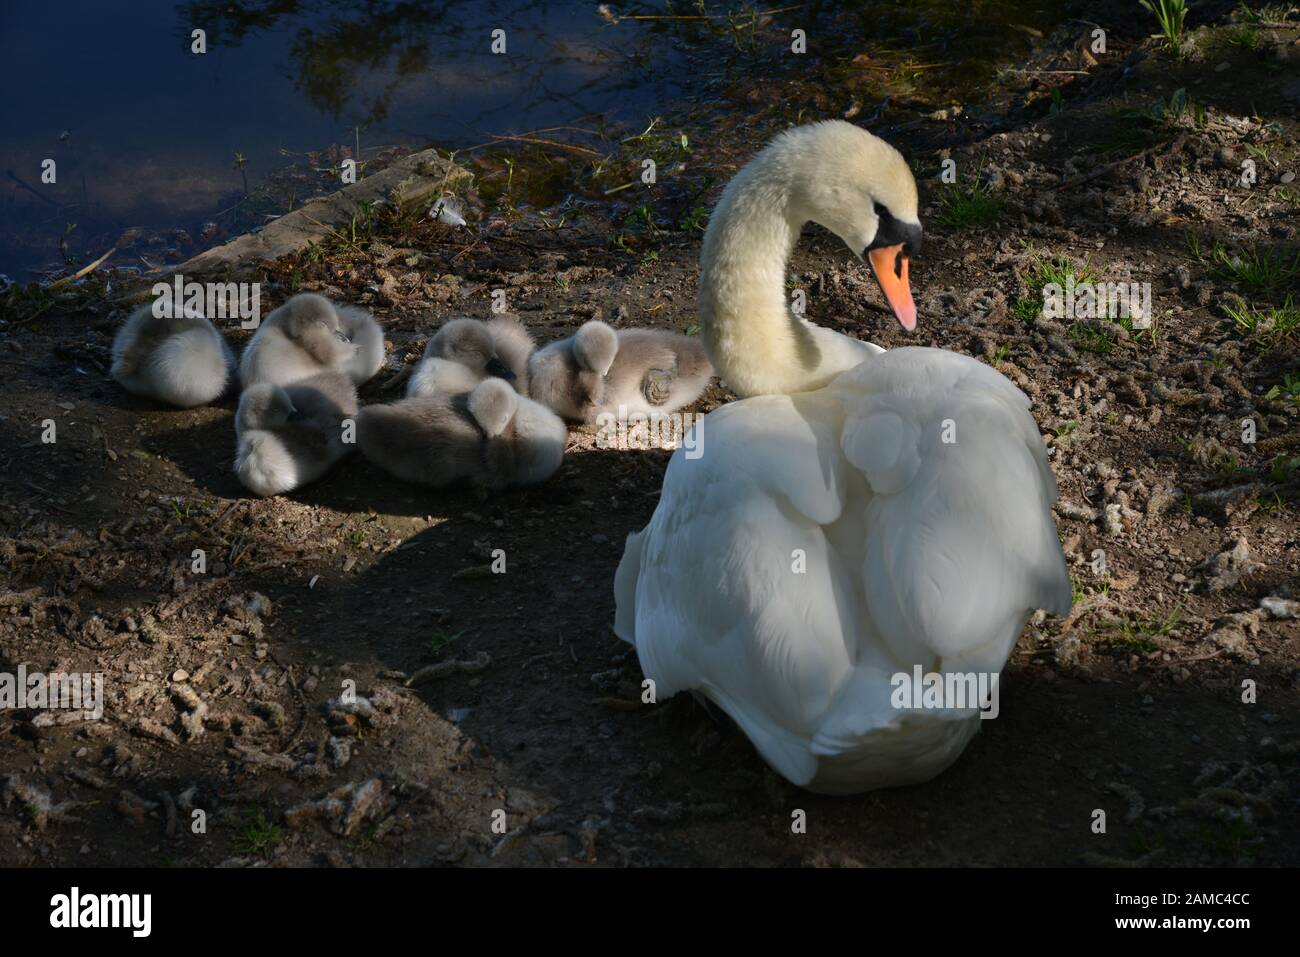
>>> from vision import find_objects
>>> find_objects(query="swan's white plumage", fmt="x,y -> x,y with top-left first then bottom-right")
615,348 -> 1070,793
614,121 -> 1070,794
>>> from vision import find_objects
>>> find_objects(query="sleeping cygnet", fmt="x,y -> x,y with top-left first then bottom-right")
527,320 -> 618,422
337,301 -> 385,385
406,318 -> 509,399
110,303 -> 236,407
406,317 -> 535,399
234,370 -> 359,496
359,378 -> 567,492
601,328 -> 713,420
485,316 -> 535,393
240,293 -> 381,388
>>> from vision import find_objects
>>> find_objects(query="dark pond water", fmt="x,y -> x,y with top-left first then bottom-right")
0,0 -> 1065,279
0,0 -> 692,277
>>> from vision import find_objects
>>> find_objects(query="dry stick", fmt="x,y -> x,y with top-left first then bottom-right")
406,652 -> 491,687
196,500 -> 242,538
47,247 -> 115,291
459,119 -> 609,155
1052,137 -> 1180,192
5,170 -> 62,206
1156,650 -> 1224,668
497,123 -> 603,138
449,242 -> 482,264
431,231 -> 542,254
856,61 -> 947,71
486,134 -> 600,156
613,4 -> 803,21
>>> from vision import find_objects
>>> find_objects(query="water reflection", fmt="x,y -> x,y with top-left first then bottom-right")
0,0 -> 685,275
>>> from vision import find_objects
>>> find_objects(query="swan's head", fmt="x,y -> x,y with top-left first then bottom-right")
781,121 -> 922,330
427,318 -> 515,381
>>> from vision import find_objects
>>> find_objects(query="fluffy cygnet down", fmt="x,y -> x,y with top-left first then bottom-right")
110,303 -> 236,408
406,317 -> 536,399
240,293 -> 382,388
599,328 -> 713,420
526,320 -> 618,422
358,378 -> 567,492
485,316 -> 535,393
234,370 -> 359,496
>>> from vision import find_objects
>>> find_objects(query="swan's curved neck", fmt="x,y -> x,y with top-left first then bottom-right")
698,156 -> 805,398
699,155 -> 867,398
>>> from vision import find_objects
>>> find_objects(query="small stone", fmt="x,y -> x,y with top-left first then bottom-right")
1193,537 -> 1260,592
1281,171 -> 1296,184
1260,595 -> 1299,619
171,669 -> 189,683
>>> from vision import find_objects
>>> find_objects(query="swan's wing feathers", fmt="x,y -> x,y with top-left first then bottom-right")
839,348 -> 1071,670
700,395 -> 849,524
614,397 -> 858,785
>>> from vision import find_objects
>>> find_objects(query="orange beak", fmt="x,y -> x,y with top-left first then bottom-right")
867,244 -> 917,331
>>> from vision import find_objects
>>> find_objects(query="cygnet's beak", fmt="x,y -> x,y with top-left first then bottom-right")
867,244 -> 917,332
486,356 -> 517,382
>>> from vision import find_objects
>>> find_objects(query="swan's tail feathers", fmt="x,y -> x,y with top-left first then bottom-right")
835,347 -> 1072,673
700,684 -> 818,788
810,696 -> 981,793
613,527 -> 646,645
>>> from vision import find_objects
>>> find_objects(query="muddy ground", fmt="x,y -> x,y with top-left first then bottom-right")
1,3 -> 1298,867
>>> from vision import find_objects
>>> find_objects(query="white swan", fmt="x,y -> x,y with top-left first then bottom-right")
614,121 -> 1071,794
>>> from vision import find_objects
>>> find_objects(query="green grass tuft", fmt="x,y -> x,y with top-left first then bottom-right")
235,811 -> 283,859
935,176 -> 1003,228
1140,0 -> 1189,55
1197,237 -> 1300,291
1223,296 -> 1300,347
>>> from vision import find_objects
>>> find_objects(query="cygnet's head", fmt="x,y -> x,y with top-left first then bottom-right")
467,378 -> 519,437
428,319 -> 515,381
767,121 -> 922,330
573,321 -> 618,376
237,383 -> 296,431
276,293 -> 357,364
